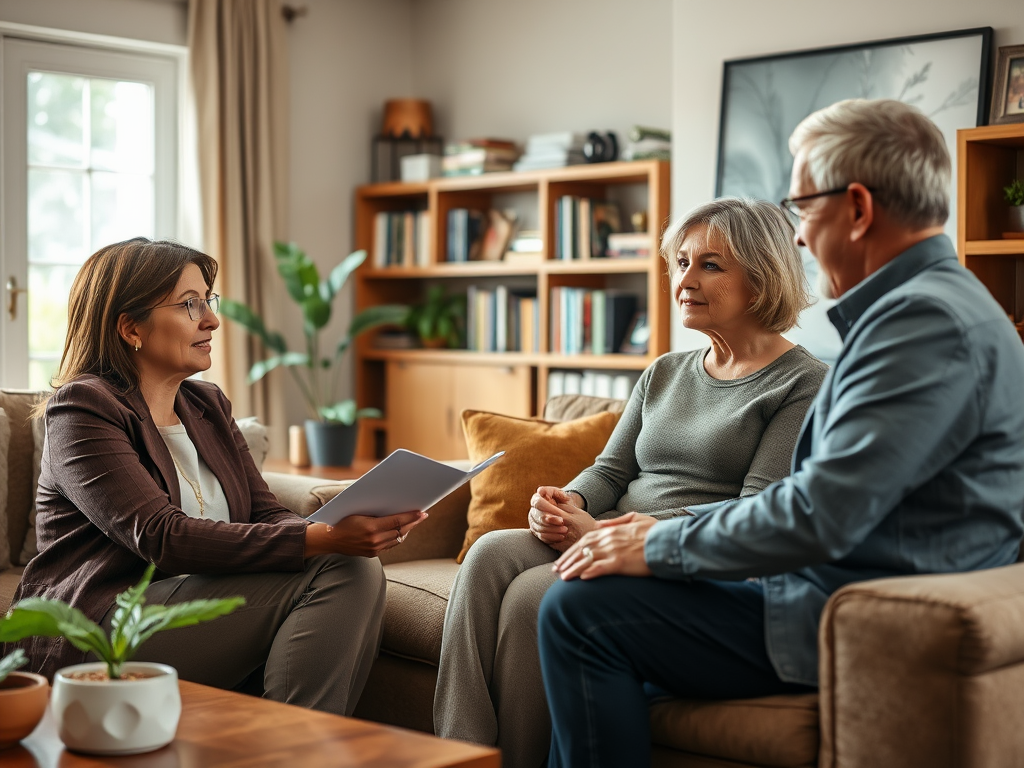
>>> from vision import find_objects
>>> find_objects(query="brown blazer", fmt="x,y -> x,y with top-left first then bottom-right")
8,375 -> 308,678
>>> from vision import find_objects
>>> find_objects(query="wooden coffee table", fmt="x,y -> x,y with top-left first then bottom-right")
6,680 -> 499,767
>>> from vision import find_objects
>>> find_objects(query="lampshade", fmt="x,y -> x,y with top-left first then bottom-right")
382,99 -> 433,138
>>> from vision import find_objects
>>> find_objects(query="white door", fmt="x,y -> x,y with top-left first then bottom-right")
1,38 -> 179,389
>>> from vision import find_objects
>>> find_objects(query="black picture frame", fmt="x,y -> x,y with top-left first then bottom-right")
618,311 -> 649,355
715,27 -> 993,202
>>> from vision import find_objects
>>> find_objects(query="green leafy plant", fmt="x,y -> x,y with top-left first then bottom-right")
0,649 -> 27,684
221,243 -> 409,424
407,285 -> 466,348
1006,179 -> 1024,207
0,564 -> 243,680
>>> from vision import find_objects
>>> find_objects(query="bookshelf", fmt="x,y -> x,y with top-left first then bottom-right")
353,160 -> 671,460
957,124 -> 1024,341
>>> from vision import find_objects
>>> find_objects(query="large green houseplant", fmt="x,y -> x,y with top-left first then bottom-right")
221,242 -> 408,466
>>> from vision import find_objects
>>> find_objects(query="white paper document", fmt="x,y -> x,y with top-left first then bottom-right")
307,449 -> 505,525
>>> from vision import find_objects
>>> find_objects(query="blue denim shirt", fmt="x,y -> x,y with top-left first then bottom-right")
644,235 -> 1024,685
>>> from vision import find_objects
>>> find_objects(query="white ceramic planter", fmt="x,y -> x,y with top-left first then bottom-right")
51,662 -> 180,755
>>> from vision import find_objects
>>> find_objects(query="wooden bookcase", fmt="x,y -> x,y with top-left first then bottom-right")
957,124 -> 1024,339
352,160 -> 671,460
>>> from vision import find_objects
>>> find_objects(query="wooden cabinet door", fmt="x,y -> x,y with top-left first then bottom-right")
386,361 -> 459,457
451,365 -> 533,458
387,361 -> 533,460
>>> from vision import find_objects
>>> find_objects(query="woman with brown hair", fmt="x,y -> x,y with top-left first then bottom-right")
8,237 -> 425,715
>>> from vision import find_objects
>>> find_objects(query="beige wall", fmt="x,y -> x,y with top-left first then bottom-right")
670,0 -> 1024,352
0,0 -> 186,45
409,0 -> 673,143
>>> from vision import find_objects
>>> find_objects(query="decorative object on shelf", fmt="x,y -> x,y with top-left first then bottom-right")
1006,178 -> 1024,233
221,242 -> 409,467
480,209 -> 517,261
619,311 -> 650,355
989,44 -> 1024,125
407,285 -> 466,349
400,153 -> 442,182
0,649 -> 48,749
0,564 -> 242,755
718,27 -> 992,366
623,126 -> 671,162
372,99 -> 442,183
582,131 -> 619,163
288,424 -> 310,468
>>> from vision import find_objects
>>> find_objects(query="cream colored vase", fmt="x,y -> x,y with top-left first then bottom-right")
51,662 -> 180,755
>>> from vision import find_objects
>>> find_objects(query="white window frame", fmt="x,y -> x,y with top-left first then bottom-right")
0,22 -> 188,388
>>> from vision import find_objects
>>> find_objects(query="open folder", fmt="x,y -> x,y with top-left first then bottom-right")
307,449 -> 505,525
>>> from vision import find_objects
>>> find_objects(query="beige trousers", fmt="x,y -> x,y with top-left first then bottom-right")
434,529 -> 559,768
102,554 -> 386,716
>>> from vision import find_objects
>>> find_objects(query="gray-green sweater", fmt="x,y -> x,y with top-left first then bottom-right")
566,346 -> 828,520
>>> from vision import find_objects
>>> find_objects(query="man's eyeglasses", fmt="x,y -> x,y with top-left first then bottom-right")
779,185 -> 876,220
145,294 -> 220,322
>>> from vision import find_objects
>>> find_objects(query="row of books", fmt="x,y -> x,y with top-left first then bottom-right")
466,285 -> 540,353
554,196 -> 622,260
373,210 -> 430,268
550,288 -> 639,355
447,209 -> 487,262
548,369 -> 642,401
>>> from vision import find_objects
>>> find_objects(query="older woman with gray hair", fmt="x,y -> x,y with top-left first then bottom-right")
434,197 -> 829,768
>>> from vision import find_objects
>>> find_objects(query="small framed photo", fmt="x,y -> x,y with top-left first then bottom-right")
619,311 -> 649,355
989,44 -> 1024,125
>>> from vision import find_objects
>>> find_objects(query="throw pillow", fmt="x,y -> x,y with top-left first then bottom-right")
0,408 -> 11,569
235,416 -> 269,472
457,408 -> 620,563
17,414 -> 45,566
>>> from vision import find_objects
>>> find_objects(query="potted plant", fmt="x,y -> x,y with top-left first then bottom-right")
0,649 -> 48,749
222,242 -> 408,466
1006,178 -> 1024,232
407,285 -> 465,349
0,564 -> 243,755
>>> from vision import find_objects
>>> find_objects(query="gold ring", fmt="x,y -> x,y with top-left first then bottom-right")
581,546 -> 594,560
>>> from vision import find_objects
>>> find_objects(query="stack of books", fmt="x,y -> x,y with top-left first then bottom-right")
554,196 -> 621,259
373,210 -> 430,268
466,285 -> 539,352
548,369 -> 641,400
549,288 -> 638,355
513,132 -> 587,171
606,232 -> 651,258
622,125 -> 671,162
442,139 -> 521,176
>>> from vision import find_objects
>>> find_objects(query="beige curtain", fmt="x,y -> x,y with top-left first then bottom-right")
188,0 -> 289,427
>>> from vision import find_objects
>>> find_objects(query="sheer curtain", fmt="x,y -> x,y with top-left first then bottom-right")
188,0 -> 289,427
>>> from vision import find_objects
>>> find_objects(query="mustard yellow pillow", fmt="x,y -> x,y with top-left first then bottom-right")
457,408 -> 620,563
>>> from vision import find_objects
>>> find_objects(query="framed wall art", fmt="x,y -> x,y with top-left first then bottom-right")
714,27 -> 992,363
989,44 -> 1024,125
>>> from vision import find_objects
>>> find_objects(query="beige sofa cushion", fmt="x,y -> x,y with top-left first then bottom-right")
380,559 -> 460,665
651,694 -> 819,768
0,390 -> 41,567
17,414 -> 44,565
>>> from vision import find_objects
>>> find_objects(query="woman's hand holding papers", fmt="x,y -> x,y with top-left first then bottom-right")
305,510 -> 428,558
529,487 -> 596,553
552,512 -> 656,580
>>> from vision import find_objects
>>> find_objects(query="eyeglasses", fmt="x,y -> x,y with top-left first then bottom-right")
779,185 -> 877,220
145,294 -> 220,322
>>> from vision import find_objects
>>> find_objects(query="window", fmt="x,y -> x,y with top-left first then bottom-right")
1,36 -> 182,389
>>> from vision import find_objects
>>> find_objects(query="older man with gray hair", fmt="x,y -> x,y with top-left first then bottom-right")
535,99 -> 1024,768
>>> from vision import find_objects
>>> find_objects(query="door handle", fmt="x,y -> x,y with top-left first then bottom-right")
6,276 -> 28,320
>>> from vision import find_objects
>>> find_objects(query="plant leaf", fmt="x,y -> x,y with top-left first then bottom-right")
327,250 -> 368,297
249,352 -> 311,383
355,407 -> 382,420
0,598 -> 111,663
275,242 -> 321,305
220,299 -> 288,354
302,293 -> 331,331
0,648 -> 27,683
108,564 -> 156,671
128,598 -> 245,655
319,400 -> 357,425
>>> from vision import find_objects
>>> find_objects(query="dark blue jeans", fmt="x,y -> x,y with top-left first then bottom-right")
537,576 -> 815,768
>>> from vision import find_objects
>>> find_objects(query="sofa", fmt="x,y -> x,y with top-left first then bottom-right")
5,387 -> 1024,767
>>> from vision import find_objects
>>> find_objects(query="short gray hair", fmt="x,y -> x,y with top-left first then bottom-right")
660,197 -> 812,334
789,99 -> 950,229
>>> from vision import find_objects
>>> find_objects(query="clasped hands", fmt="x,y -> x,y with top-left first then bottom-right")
530,486 -> 655,580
